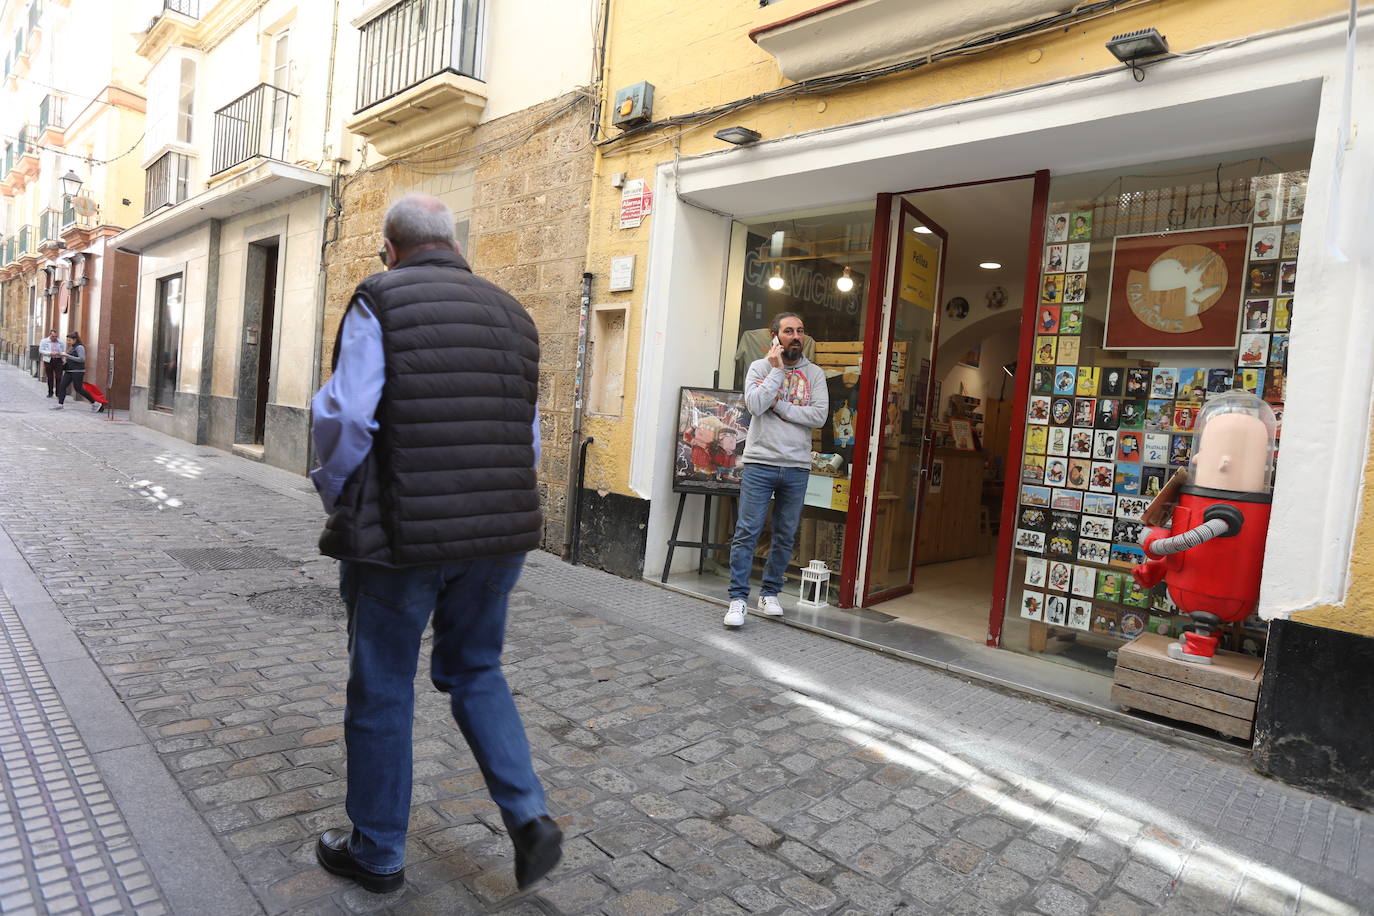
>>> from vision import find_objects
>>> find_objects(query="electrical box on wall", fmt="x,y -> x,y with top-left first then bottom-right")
612,81 -> 655,129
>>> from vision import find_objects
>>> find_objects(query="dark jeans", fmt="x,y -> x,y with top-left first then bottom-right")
728,463 -> 810,600
339,554 -> 548,874
44,359 -> 63,395
58,370 -> 95,405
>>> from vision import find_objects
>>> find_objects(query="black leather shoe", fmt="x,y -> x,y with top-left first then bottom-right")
511,815 -> 563,890
316,828 -> 404,893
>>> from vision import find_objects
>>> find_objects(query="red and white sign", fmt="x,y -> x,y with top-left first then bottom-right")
619,179 -> 652,229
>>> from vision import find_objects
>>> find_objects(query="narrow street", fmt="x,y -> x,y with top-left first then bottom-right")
0,359 -> 1370,915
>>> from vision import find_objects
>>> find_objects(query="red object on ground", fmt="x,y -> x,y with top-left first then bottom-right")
83,382 -> 109,405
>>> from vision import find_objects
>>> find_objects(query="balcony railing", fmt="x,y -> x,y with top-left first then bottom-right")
211,83 -> 292,175
164,0 -> 200,17
145,151 -> 191,213
62,196 -> 75,228
39,209 -> 60,242
3,143 -> 12,175
39,94 -> 63,133
15,225 -> 32,258
2,235 -> 13,265
355,0 -> 482,113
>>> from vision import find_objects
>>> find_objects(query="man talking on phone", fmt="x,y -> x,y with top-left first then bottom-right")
724,312 -> 828,628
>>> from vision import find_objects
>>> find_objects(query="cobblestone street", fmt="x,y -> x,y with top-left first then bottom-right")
0,360 -> 1372,915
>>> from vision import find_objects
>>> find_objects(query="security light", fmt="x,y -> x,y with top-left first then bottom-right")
714,126 -> 762,146
1106,28 -> 1169,63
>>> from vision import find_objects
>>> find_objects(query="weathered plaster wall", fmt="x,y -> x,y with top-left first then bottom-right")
322,92 -> 594,552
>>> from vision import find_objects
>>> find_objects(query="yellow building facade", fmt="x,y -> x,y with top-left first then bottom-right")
577,0 -> 1374,804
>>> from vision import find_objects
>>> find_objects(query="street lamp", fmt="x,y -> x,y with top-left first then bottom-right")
60,169 -> 83,198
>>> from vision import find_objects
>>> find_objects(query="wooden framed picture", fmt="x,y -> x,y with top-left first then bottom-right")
1104,225 -> 1250,350
949,418 -> 977,451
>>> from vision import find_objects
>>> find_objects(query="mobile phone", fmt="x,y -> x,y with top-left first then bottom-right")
771,336 -> 780,348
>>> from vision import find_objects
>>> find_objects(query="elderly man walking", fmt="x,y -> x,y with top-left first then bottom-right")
309,193 -> 561,894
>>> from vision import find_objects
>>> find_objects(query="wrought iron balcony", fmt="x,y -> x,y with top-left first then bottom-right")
164,0 -> 200,17
211,83 -> 292,175
39,94 -> 64,134
355,0 -> 482,113
39,209 -> 61,243
15,225 -> 33,259
145,151 -> 192,213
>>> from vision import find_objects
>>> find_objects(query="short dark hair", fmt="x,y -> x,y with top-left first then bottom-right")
770,311 -> 803,337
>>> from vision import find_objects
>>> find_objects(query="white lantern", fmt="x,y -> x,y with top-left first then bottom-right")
798,560 -> 831,608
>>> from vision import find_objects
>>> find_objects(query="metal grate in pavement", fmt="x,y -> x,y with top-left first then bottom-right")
248,586 -> 344,619
162,547 -> 296,570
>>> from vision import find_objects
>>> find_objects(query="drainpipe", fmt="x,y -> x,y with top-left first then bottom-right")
564,271 -> 593,558
570,436 -> 595,567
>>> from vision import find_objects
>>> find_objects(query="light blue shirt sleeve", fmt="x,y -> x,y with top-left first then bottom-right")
310,300 -> 385,513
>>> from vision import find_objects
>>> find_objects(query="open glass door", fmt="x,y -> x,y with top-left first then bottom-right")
861,200 -> 947,604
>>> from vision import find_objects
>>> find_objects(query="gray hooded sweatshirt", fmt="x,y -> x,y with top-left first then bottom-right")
741,356 -> 829,469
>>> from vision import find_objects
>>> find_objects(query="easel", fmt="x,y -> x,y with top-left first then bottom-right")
660,489 -> 735,583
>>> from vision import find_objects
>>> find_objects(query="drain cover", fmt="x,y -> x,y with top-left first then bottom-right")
249,586 -> 344,618
163,547 -> 297,570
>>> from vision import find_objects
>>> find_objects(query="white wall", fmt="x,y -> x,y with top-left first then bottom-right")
480,0 -> 595,121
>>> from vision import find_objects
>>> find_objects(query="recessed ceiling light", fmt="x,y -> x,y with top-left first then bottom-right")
979,261 -> 1002,270
913,225 -> 932,234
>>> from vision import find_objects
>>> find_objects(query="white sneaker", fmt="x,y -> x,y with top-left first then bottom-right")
758,595 -> 785,616
723,599 -> 747,629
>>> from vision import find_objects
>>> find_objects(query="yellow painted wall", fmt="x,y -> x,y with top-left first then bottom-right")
583,0 -> 1361,499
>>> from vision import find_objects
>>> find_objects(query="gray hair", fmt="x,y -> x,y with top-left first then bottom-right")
382,193 -> 455,250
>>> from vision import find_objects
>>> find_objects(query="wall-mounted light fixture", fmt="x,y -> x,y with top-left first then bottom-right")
1106,28 -> 1169,81
836,267 -> 854,293
768,265 -> 785,290
714,126 -> 762,145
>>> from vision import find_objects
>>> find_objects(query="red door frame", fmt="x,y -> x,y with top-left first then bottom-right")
837,172 -> 1051,616
837,194 -> 894,608
986,168 -> 1051,645
861,199 -> 949,607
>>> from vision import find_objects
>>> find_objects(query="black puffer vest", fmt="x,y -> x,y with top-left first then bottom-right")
319,248 -> 542,567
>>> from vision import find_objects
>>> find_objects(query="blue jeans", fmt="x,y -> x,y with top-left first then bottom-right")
339,554 -> 548,874
728,464 -> 809,600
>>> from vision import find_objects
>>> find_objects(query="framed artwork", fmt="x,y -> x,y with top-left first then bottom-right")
1068,598 -> 1093,630
1024,556 -> 1047,587
1067,242 -> 1091,272
1044,245 -> 1067,273
959,342 -> 982,368
1058,337 -> 1081,365
949,418 -> 977,451
1061,304 -> 1085,334
1069,211 -> 1093,241
1047,213 -> 1070,243
1104,225 -> 1250,350
1064,273 -> 1087,303
673,387 -> 748,494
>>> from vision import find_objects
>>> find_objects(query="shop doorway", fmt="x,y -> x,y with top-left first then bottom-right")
853,178 -> 1037,643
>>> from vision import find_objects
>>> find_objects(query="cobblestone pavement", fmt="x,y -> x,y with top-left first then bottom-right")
0,360 -> 1372,915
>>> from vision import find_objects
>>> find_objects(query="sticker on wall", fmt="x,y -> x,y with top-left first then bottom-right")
1243,299 -> 1272,332
1060,304 -> 1084,335
1020,590 -> 1045,620
1072,398 -> 1097,428
1047,426 -> 1071,457
1150,368 -> 1179,398
1088,461 -> 1116,493
1015,530 -> 1046,555
1044,245 -> 1066,274
1083,493 -> 1117,517
1047,213 -> 1070,243
1064,273 -> 1087,303
1247,262 -> 1277,298
1024,557 -> 1047,587
1249,225 -> 1282,260
1068,211 -> 1093,241
1046,594 -> 1069,626
1050,397 -> 1073,425
1068,598 -> 1093,630
1125,369 -> 1152,398
1027,396 -> 1051,425
1051,487 -> 1082,511
1238,333 -> 1269,368
1020,485 -> 1051,507
1067,242 -> 1091,272
1057,337 -> 1081,365
1075,367 -> 1100,396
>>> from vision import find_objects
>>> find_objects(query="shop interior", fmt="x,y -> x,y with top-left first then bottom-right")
665,142 -> 1311,691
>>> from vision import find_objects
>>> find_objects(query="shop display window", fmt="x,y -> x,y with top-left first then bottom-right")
702,203 -> 877,600
1003,152 -> 1309,674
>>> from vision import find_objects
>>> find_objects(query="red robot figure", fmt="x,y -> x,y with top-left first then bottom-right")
1132,391 -> 1278,663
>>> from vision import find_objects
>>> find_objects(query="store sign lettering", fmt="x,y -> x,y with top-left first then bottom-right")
743,248 -> 861,315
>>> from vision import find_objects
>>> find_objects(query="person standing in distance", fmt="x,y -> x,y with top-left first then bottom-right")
310,194 -> 561,894
724,312 -> 828,627
51,332 -> 100,410
39,329 -> 64,398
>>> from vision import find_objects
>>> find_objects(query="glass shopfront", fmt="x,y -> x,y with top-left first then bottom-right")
1000,148 -> 1311,675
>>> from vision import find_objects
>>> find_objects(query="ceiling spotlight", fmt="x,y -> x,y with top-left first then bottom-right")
768,265 -> 785,290
836,267 -> 855,293
979,261 -> 1002,270
913,225 -> 932,234
1106,28 -> 1169,80
715,126 -> 762,146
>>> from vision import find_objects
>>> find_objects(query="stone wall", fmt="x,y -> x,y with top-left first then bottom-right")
1,276 -> 30,367
322,90 -> 594,553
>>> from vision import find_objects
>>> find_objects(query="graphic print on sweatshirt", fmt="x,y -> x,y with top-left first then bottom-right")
779,368 -> 813,407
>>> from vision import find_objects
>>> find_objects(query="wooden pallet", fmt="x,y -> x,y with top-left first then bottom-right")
1111,633 -> 1262,740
